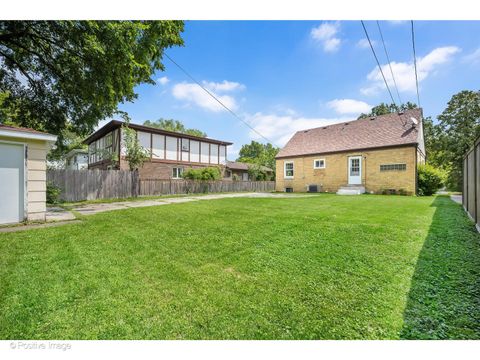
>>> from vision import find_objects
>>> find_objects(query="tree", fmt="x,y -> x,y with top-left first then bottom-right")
357,102 -> 418,119
122,123 -> 150,171
237,141 -> 279,172
422,116 -> 446,167
436,90 -> 480,190
143,118 -> 206,137
0,21 -> 184,138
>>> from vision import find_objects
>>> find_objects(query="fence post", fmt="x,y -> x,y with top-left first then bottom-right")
475,145 -> 478,224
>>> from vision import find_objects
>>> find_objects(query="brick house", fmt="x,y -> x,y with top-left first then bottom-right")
275,109 -> 426,195
224,161 -> 274,181
84,120 -> 232,179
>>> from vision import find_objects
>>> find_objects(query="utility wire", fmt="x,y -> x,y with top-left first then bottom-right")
376,21 -> 402,105
163,53 -> 276,145
411,20 -> 421,107
361,21 -> 396,106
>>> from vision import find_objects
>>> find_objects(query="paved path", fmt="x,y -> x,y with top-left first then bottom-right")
1,193 -> 312,233
68,192 -> 314,216
451,194 -> 462,205
0,220 -> 81,233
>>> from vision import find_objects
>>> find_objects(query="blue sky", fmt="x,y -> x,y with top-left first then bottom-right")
116,20 -> 480,159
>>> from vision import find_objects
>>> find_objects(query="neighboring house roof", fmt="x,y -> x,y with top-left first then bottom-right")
226,161 -> 273,172
84,120 -> 233,146
0,124 -> 57,142
65,148 -> 88,159
276,109 -> 424,159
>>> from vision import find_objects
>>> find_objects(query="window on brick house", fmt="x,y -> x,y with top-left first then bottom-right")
380,164 -> 407,171
284,162 -> 294,178
172,167 -> 184,179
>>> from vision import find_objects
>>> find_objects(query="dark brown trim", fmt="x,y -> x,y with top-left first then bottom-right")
84,120 -> 232,146
150,133 -> 153,161
118,156 -> 224,167
176,137 -> 179,161
188,139 -> 191,162
475,145 -> 477,224
163,135 -> 166,160
415,144 -> 418,195
276,143 -> 418,160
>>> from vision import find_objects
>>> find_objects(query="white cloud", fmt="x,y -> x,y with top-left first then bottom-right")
310,22 -> 341,53
157,76 -> 169,85
203,80 -> 245,92
227,145 -> 240,160
463,48 -> 480,64
172,80 -> 245,112
246,112 -> 350,146
361,46 -> 460,95
356,38 -> 375,49
327,99 -> 372,115
387,20 -> 408,25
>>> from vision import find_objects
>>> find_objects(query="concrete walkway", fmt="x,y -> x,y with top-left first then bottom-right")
67,192 -> 314,216
451,194 -> 462,205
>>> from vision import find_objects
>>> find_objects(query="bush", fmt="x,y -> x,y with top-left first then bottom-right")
417,164 -> 446,196
46,182 -> 62,204
182,167 -> 221,181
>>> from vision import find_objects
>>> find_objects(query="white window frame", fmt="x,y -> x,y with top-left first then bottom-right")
313,159 -> 326,169
172,167 -> 184,179
284,161 -> 294,179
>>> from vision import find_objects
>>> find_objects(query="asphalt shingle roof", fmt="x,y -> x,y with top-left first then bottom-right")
276,109 -> 423,159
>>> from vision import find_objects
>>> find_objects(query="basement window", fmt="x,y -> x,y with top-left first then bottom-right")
380,164 -> 407,171
313,159 -> 325,169
284,161 -> 294,178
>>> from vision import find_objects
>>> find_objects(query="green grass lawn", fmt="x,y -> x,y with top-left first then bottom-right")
1,195 -> 479,339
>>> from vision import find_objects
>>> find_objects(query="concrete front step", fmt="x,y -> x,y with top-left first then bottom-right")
336,186 -> 366,195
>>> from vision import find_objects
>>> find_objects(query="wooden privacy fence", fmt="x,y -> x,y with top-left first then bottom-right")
139,179 -> 275,196
463,140 -> 480,228
47,169 -> 275,202
47,169 -> 139,202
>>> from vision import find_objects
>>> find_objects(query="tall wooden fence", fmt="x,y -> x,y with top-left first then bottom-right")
47,169 -> 275,202
47,169 -> 139,202
463,140 -> 480,228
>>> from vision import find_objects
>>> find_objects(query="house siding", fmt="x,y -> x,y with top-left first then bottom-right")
0,135 -> 48,221
276,145 -> 418,195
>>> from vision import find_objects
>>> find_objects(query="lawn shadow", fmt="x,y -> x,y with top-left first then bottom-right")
400,196 -> 480,339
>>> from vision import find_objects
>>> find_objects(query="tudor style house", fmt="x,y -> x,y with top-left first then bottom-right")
275,109 -> 425,195
84,120 -> 232,179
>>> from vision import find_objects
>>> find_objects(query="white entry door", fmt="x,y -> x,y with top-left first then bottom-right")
0,142 -> 25,224
348,156 -> 362,185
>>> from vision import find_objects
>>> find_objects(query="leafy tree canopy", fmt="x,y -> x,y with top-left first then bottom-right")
435,90 -> 480,190
143,118 -> 206,137
237,140 -> 279,171
0,20 -> 184,140
357,102 -> 418,119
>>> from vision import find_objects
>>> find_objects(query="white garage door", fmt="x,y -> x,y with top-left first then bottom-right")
0,142 -> 25,224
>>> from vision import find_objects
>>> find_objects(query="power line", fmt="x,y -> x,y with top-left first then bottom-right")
360,20 -> 396,106
376,21 -> 402,105
411,20 -> 421,107
163,53 -> 276,145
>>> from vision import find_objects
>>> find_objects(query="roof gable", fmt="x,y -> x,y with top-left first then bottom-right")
276,109 -> 423,158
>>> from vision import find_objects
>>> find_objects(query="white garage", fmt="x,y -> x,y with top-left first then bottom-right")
0,125 -> 57,225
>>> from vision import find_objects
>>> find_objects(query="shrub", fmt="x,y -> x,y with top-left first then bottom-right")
182,167 -> 221,181
417,164 -> 446,196
46,182 -> 62,204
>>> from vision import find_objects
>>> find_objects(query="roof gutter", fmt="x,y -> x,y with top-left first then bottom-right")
275,143 -> 419,160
